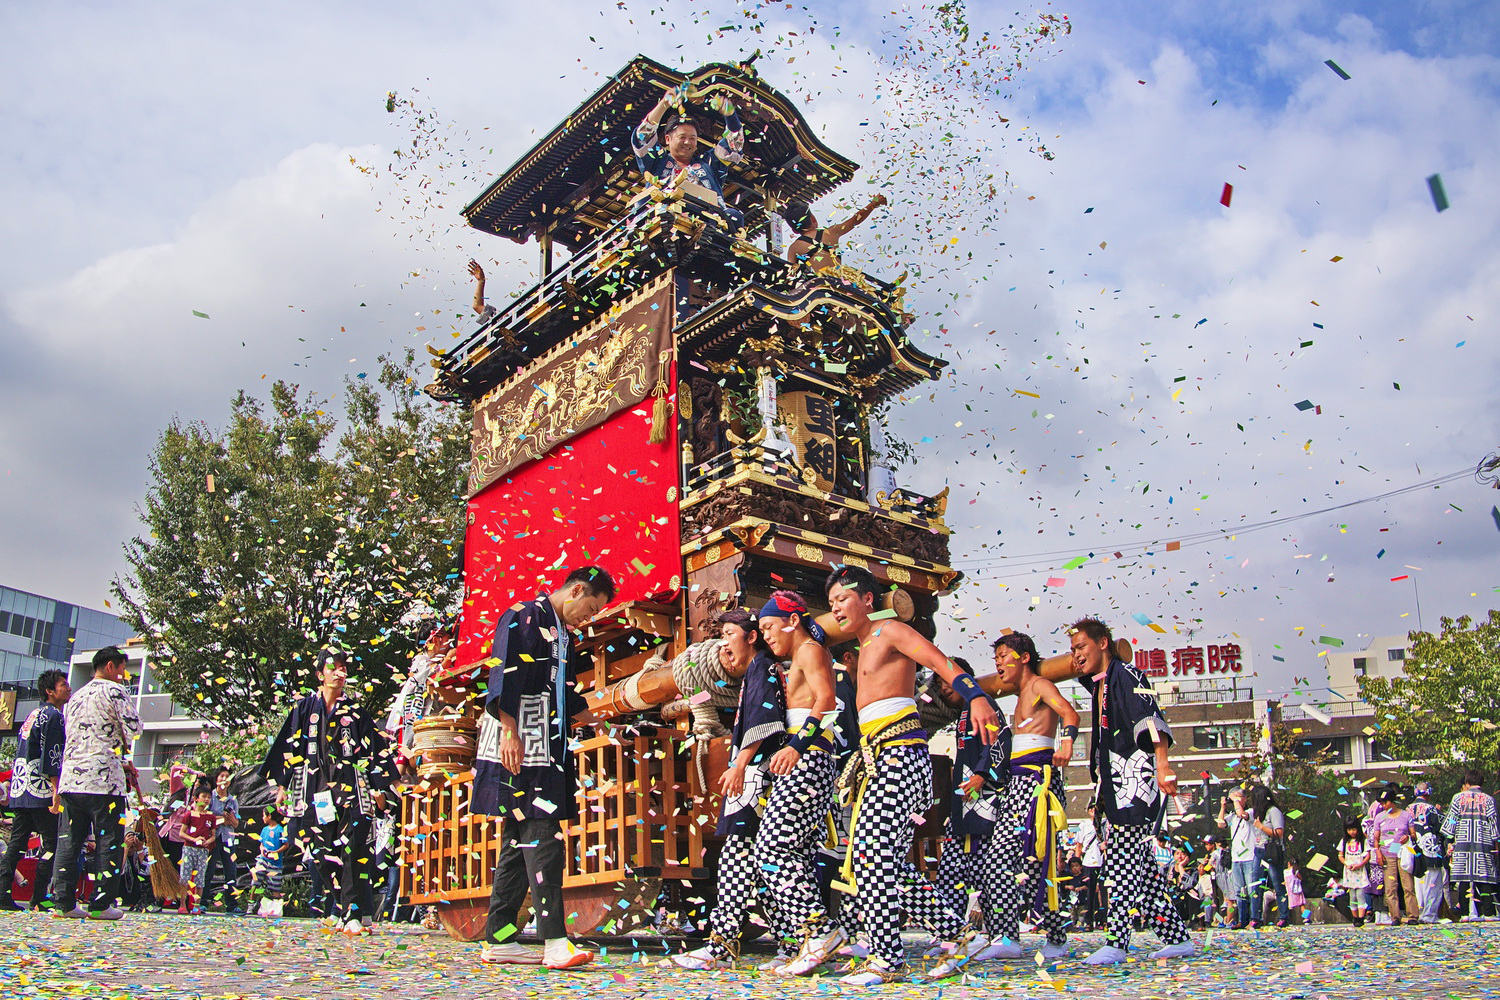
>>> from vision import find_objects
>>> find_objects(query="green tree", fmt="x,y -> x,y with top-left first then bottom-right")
113,352 -> 470,725
1359,610 -> 1500,770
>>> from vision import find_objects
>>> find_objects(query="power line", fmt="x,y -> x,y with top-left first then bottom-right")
954,466 -> 1474,578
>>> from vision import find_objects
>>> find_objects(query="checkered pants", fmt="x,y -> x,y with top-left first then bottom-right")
1102,821 -> 1189,949
755,749 -> 838,939
933,817 -> 983,922
981,768 -> 1068,945
849,744 -> 963,967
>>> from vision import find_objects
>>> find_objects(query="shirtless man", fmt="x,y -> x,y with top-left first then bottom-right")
747,591 -> 843,976
781,195 -> 888,273
978,632 -> 1079,962
825,565 -> 1001,986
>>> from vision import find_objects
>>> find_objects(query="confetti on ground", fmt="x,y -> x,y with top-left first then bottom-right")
8,911 -> 1500,999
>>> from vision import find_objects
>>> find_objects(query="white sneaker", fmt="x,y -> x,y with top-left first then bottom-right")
481,942 -> 543,965
50,906 -> 88,919
342,919 -> 367,936
671,945 -> 731,971
542,939 -> 594,970
1083,945 -> 1129,966
757,951 -> 793,972
975,939 -> 1024,961
86,907 -> 124,921
1149,940 -> 1197,960
1040,940 -> 1071,960
778,924 -> 848,976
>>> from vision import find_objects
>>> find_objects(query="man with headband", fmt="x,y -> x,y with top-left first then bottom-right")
825,565 -> 1001,986
746,590 -> 844,976
975,631 -> 1078,964
673,609 -> 791,970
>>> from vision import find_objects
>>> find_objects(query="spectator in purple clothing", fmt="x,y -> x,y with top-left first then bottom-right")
1370,784 -> 1419,925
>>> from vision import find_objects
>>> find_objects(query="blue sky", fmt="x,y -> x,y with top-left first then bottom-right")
1,0 -> 1496,700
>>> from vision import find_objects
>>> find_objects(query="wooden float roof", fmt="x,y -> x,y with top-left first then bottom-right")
464,55 -> 859,249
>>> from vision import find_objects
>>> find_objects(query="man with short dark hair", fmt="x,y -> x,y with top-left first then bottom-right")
970,631 -> 1078,965
0,669 -> 71,910
1069,618 -> 1195,964
49,646 -> 143,920
631,85 -> 745,226
825,564 -> 1001,986
471,566 -> 616,969
260,649 -> 398,935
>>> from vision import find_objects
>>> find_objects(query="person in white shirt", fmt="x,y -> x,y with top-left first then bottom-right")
1217,787 -> 1257,928
48,646 -> 144,920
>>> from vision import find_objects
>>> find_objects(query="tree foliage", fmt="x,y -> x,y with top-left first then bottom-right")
1359,610 -> 1500,770
113,352 -> 469,725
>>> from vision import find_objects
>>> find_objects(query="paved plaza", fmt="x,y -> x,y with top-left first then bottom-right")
4,913 -> 1498,999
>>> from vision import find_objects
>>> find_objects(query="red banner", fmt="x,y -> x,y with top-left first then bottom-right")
454,379 -> 682,672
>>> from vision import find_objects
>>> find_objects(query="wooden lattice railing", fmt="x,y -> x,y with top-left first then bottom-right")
399,728 -> 717,906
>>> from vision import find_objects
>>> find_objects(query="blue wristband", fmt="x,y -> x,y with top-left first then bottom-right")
787,718 -> 823,755
950,671 -> 986,704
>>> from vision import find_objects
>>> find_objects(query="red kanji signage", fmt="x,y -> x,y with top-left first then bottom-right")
1135,643 -> 1245,678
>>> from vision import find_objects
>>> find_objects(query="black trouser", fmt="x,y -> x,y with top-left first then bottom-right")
121,861 -> 147,908
1080,865 -> 1102,927
49,793 -> 125,912
204,840 -> 239,909
0,806 -> 59,907
485,817 -> 565,943
300,808 -> 374,923
1453,880 -> 1497,917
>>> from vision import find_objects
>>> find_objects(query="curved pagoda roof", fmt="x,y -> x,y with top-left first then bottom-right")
464,55 -> 859,249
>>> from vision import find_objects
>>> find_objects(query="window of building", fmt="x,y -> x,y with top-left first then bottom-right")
1387,648 -> 1406,662
1193,723 -> 1259,750
170,699 -> 193,718
1353,657 -> 1369,674
1289,735 -> 1351,765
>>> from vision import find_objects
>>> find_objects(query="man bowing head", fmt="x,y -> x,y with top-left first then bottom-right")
472,566 -> 616,969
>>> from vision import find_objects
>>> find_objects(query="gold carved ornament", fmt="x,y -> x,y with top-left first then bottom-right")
794,543 -> 825,563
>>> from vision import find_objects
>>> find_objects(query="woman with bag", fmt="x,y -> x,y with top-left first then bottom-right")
1250,785 -> 1290,926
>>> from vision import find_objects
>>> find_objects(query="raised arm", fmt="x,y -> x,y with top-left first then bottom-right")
706,93 -> 744,165
893,622 -> 1001,744
1038,679 -> 1080,766
825,194 -> 888,241
632,86 -> 688,161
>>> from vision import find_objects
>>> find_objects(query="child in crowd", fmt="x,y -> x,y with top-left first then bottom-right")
253,809 -> 288,916
1340,818 -> 1370,927
178,785 -> 218,914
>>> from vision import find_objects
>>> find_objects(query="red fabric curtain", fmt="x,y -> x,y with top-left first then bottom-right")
454,380 -> 681,673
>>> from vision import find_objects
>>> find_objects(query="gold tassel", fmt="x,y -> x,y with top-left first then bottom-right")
649,379 -> 670,444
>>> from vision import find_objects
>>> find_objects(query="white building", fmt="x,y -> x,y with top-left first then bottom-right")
1324,634 -> 1412,707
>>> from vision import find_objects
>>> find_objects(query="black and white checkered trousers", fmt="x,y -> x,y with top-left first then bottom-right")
1102,820 -> 1190,949
980,765 -> 1069,945
849,743 -> 964,967
755,748 -> 838,940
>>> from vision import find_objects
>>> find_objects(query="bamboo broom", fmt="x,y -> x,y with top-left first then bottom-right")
131,775 -> 188,903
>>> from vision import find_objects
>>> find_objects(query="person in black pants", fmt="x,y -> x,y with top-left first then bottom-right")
259,650 -> 398,934
0,668 -> 71,910
470,567 -> 616,969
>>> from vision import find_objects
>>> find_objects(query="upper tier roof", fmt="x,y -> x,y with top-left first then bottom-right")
463,55 -> 859,249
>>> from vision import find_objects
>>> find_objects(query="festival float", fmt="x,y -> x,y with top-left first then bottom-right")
401,54 -> 1088,942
